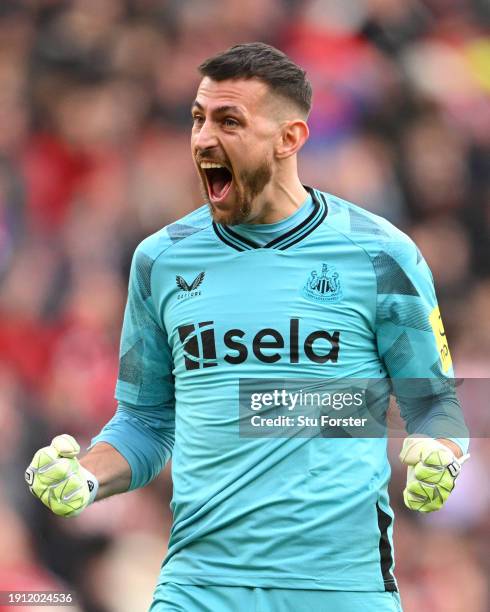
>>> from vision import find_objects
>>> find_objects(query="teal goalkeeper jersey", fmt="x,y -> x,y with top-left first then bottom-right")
92,187 -> 468,592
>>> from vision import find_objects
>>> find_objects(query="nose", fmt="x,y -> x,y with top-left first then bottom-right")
193,118 -> 219,152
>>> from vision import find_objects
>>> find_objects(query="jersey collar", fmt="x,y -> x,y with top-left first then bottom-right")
212,186 -> 328,252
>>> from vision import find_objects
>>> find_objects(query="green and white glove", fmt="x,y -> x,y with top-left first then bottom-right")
399,437 -> 469,513
25,434 -> 98,517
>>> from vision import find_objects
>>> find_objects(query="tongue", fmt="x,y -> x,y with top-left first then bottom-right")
212,176 -> 229,198
209,168 -> 232,199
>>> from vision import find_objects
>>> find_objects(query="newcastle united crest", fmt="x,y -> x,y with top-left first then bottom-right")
303,264 -> 342,303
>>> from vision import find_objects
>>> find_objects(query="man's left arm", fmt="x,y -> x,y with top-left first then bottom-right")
374,240 -> 469,512
437,438 -> 463,458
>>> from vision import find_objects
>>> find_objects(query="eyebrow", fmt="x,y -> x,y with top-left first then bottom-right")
191,100 -> 246,118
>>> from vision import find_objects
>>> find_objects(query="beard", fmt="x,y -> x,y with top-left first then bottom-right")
201,157 -> 273,226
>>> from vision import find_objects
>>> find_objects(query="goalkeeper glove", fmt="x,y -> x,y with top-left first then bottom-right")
25,434 -> 98,517
399,437 -> 469,513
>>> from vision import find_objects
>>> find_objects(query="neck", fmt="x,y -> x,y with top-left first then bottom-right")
245,174 -> 309,225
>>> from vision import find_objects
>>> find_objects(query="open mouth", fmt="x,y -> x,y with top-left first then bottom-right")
201,163 -> 233,203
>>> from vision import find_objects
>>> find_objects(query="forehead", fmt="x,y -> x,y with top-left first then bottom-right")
194,77 -> 270,114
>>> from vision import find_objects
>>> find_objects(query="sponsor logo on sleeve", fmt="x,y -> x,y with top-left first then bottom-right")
429,306 -> 452,373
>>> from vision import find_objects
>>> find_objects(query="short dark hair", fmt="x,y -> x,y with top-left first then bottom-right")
198,42 -> 312,117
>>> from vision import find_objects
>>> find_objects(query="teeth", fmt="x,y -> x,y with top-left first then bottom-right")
200,162 -> 225,169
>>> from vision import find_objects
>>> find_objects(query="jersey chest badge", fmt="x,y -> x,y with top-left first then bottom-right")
303,264 -> 342,303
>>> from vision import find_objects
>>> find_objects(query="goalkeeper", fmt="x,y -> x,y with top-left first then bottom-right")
25,43 -> 469,612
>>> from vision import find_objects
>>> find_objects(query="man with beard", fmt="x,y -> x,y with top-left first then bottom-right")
26,43 -> 468,611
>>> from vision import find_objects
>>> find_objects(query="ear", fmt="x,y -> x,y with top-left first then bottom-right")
275,120 -> 309,159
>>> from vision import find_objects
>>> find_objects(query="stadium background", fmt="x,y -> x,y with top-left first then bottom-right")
0,1 -> 488,610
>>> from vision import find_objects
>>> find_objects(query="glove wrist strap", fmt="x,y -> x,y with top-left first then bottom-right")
80,466 -> 99,505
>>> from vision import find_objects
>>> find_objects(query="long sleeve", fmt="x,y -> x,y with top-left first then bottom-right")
90,242 -> 176,489
90,400 -> 175,490
373,240 -> 469,452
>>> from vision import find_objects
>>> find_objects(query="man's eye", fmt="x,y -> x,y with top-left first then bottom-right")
223,118 -> 239,128
192,115 -> 204,125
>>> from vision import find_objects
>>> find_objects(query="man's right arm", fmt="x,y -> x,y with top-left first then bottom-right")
26,240 -> 176,515
81,402 -> 177,500
84,241 -> 176,495
87,399 -> 175,492
25,396 -> 175,517
79,442 -> 131,500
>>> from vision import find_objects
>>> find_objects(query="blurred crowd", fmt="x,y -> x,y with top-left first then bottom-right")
0,1 -> 489,611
